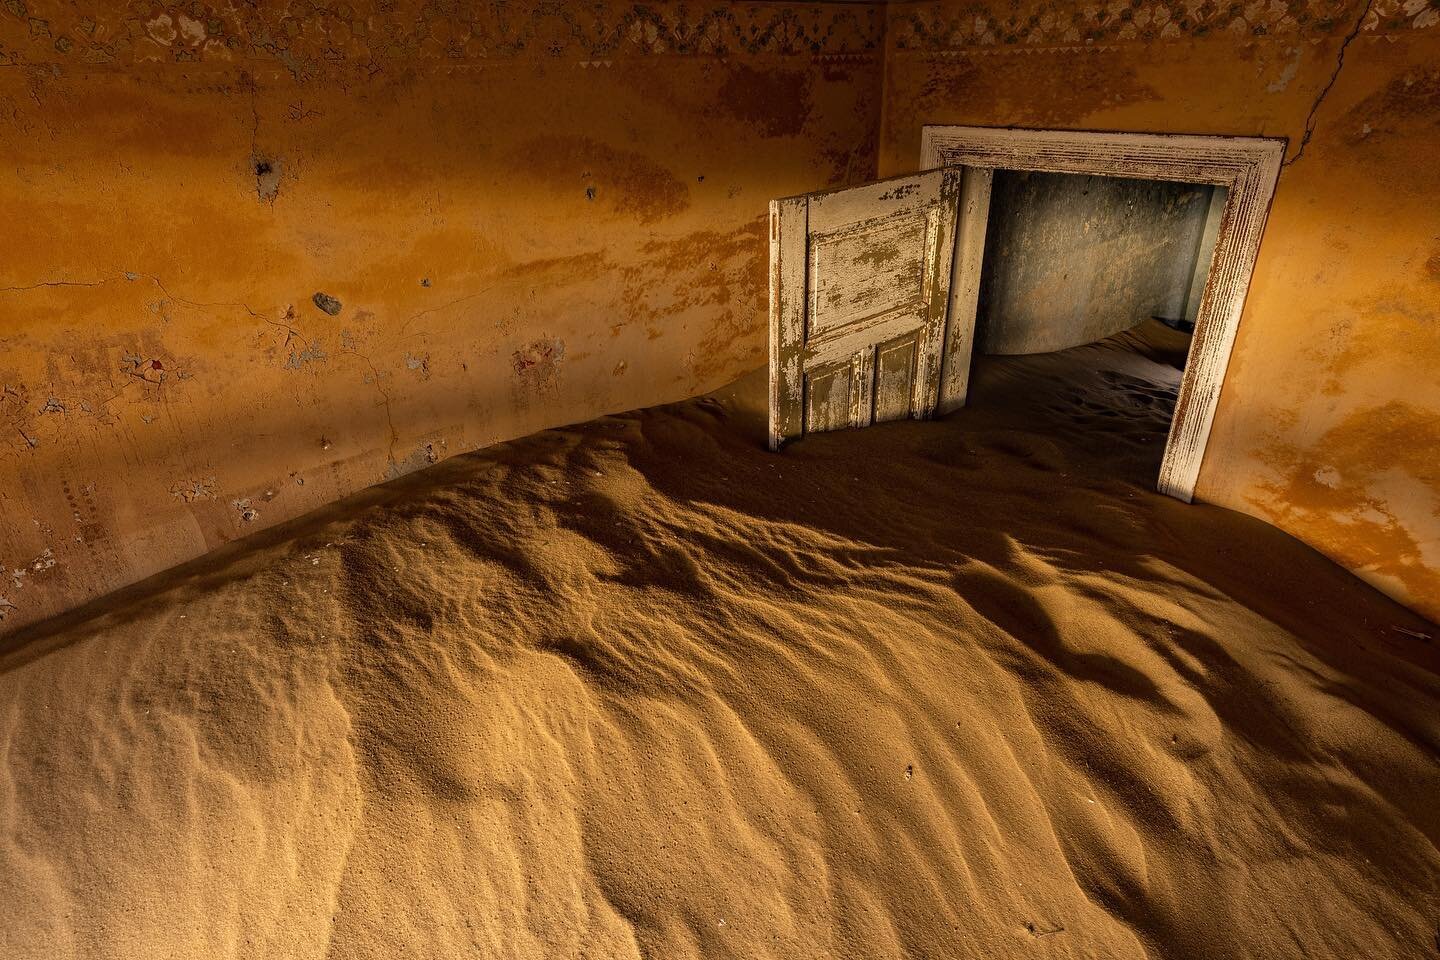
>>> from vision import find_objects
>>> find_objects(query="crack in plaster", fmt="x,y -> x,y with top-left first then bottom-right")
0,277 -> 119,293
339,347 -> 401,471
394,283 -> 507,338
1,271 -> 314,361
1284,0 -> 1376,166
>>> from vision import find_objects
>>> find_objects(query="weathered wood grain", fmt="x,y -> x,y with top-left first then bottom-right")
937,166 -> 993,414
769,197 -> 809,450
769,169 -> 962,448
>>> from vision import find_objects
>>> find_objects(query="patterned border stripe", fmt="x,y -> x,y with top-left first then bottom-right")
0,2 -> 890,69
889,0 -> 1436,51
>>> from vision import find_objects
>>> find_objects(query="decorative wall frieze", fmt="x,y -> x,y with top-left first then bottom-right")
0,1 -> 889,72
888,0 -> 1435,53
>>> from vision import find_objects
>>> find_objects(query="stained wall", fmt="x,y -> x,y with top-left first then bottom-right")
880,0 -> 1440,620
5,0 -> 1438,634
0,1 -> 886,634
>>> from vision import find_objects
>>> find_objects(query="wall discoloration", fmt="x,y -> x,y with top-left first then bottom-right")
1249,400 -> 1440,603
622,217 -> 770,383
881,0 -> 1440,620
7,0 -> 1433,631
516,133 -> 693,225
905,54 -> 1160,133
0,2 -> 884,635
716,64 -> 815,139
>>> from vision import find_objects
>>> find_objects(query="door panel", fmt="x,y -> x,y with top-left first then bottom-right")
874,336 -> 918,423
808,214 -> 928,338
769,169 -> 963,450
804,362 -> 853,433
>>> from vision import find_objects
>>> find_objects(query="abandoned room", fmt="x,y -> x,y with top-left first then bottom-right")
1,1 -> 1438,957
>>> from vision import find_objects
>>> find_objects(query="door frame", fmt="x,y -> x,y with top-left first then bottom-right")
920,125 -> 1284,503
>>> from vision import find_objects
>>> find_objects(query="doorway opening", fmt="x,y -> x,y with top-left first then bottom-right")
964,168 -> 1229,483
920,127 -> 1285,502
765,128 -> 1282,502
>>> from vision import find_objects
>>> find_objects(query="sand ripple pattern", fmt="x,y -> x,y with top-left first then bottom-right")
2,334 -> 1437,959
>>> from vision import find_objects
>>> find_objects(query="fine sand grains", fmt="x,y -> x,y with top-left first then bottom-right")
1,327 -> 1437,959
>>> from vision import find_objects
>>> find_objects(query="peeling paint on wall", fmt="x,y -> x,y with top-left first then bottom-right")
0,2 -> 884,635
253,156 -> 281,202
169,477 -> 218,503
511,338 -> 567,403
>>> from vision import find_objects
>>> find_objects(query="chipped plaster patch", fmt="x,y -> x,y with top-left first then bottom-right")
170,477 -> 218,502
176,14 -> 206,46
232,498 -> 259,522
1266,47 -> 1303,93
253,156 -> 282,202
1313,465 -> 1343,488
145,14 -> 176,46
8,548 -> 55,590
286,340 -> 328,369
385,438 -> 447,479
122,355 -> 167,383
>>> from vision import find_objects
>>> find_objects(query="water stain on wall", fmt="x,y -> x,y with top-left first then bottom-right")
513,135 -> 690,224
1340,67 -> 1440,147
620,217 -> 769,383
1250,399 -> 1439,605
715,64 -> 815,138
909,52 -> 1160,130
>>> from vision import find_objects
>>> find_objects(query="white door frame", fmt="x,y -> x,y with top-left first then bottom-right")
920,125 -> 1284,503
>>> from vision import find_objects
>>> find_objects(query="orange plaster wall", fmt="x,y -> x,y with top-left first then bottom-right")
879,0 -> 1440,621
0,2 -> 887,634
5,0 -> 1437,635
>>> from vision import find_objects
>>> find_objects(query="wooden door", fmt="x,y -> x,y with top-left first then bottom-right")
768,169 -> 965,450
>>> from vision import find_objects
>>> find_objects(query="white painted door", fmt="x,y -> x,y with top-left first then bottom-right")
768,168 -> 973,450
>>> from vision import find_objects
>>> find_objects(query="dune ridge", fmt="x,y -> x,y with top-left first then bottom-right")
2,329 -> 1437,959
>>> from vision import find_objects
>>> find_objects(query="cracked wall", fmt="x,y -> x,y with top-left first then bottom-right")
881,0 -> 1440,620
0,0 -> 886,635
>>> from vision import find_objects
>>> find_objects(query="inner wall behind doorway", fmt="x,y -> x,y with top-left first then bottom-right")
976,170 -> 1226,356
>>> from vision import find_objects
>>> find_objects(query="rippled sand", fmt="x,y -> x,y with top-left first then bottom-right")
2,326 -> 1436,959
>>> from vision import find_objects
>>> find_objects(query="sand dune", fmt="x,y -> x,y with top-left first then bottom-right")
1,326 -> 1437,959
